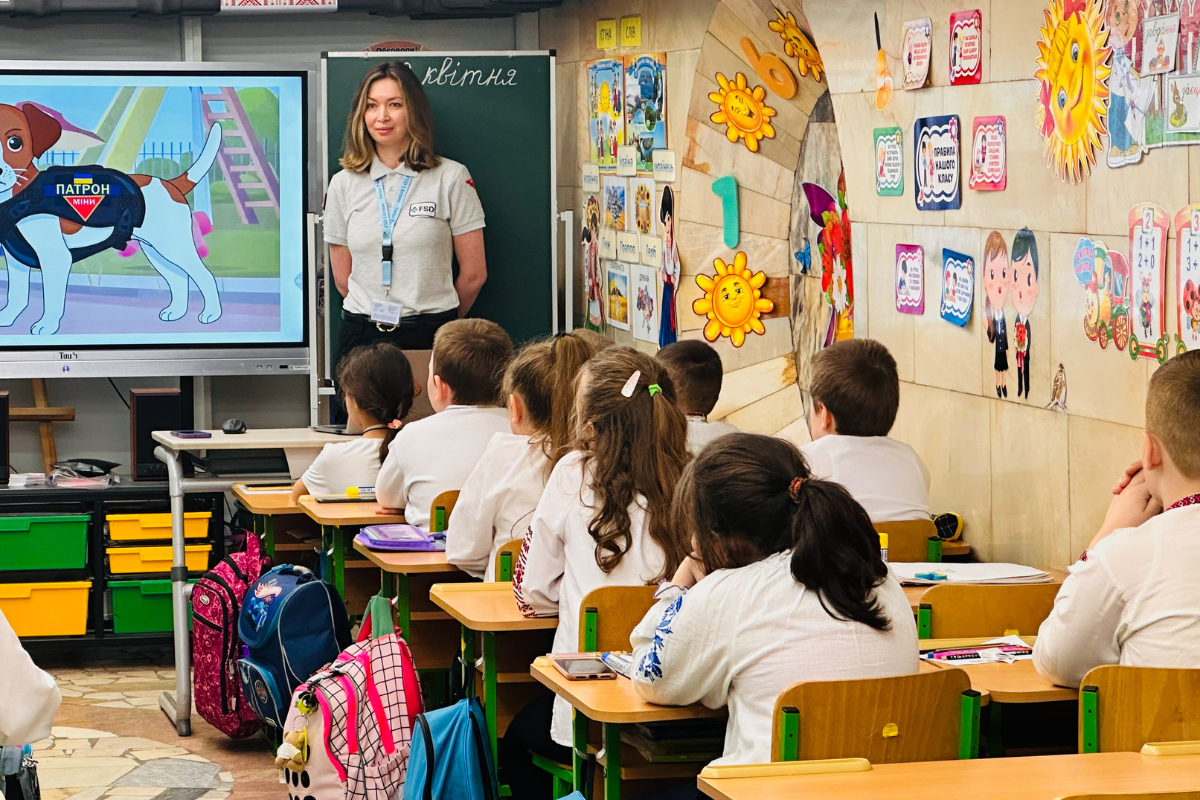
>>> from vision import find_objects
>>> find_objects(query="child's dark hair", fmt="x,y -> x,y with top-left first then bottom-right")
660,185 -> 675,224
1011,227 -> 1039,276
504,332 -> 598,467
336,342 -> 415,463
432,318 -> 514,406
577,346 -> 690,577
681,433 -> 891,631
656,339 -> 724,416
810,339 -> 900,437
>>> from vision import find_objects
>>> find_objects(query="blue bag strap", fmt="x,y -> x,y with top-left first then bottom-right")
413,713 -> 435,800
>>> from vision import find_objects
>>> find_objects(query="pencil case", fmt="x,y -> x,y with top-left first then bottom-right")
356,524 -> 446,552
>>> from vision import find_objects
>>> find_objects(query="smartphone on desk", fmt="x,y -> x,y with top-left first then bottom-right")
170,430 -> 212,439
552,655 -> 616,681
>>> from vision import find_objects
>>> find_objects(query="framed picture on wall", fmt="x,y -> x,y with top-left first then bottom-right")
605,261 -> 631,330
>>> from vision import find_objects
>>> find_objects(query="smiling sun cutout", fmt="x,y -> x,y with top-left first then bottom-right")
693,251 -> 774,347
710,72 -> 777,153
768,9 -> 824,82
1034,0 -> 1111,183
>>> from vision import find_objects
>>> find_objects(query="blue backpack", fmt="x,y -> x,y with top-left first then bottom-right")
236,564 -> 351,728
404,698 -> 497,800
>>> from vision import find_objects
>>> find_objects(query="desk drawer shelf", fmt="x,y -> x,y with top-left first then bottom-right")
0,580 -> 91,636
0,514 -> 89,571
106,512 -> 210,541
109,579 -> 197,633
106,545 -> 212,575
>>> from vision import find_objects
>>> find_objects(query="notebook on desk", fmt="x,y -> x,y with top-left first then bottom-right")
891,562 -> 1052,585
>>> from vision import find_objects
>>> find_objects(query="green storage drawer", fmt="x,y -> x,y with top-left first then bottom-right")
109,579 -> 195,634
0,515 -> 89,571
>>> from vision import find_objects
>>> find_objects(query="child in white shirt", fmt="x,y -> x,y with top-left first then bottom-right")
0,609 -> 60,746
1035,351 -> 1200,688
657,339 -> 739,455
502,346 -> 691,799
800,338 -> 930,522
447,332 -> 597,580
375,319 -> 513,530
291,342 -> 416,503
630,433 -> 918,776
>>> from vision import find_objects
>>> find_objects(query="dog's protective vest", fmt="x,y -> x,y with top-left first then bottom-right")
0,166 -> 147,267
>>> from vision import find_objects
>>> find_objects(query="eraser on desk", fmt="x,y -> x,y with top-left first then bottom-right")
915,571 -> 947,580
346,486 -> 359,498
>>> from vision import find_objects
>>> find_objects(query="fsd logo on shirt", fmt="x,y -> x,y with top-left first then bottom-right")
409,202 -> 436,218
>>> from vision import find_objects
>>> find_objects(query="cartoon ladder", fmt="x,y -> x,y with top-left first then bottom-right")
199,87 -> 279,224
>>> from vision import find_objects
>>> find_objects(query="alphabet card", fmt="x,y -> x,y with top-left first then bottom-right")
949,9 -> 983,85
896,244 -> 925,314
901,18 -> 933,89
1175,205 -> 1200,352
1128,202 -> 1169,362
969,115 -> 1006,191
940,249 -> 974,326
874,127 -> 904,196
914,115 -> 961,210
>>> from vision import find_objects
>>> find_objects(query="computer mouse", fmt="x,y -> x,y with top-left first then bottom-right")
221,418 -> 247,435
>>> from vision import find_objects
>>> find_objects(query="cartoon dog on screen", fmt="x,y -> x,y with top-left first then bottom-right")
0,104 -> 223,335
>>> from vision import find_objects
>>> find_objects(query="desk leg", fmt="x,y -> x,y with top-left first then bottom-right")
603,722 -> 620,800
572,710 -> 587,794
483,631 -> 498,765
461,625 -> 475,699
262,515 -> 275,560
987,702 -> 1004,758
154,445 -> 192,737
395,573 -> 411,639
321,525 -> 345,599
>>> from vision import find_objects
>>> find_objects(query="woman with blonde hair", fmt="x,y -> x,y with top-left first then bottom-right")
324,60 -> 487,421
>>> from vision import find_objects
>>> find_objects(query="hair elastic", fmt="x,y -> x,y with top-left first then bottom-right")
387,419 -> 403,430
788,477 -> 805,503
621,370 -> 642,398
647,384 -> 662,397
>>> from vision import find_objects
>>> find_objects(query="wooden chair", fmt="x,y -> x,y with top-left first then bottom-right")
772,668 -> 982,763
1056,794 -> 1200,800
1079,666 -> 1200,753
874,519 -> 944,562
916,582 -> 1062,639
429,489 -> 459,533
493,537 -> 523,582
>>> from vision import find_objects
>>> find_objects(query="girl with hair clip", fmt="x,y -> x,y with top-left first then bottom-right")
628,434 -> 917,796
503,346 -> 691,799
291,342 -> 416,502
446,332 -> 598,580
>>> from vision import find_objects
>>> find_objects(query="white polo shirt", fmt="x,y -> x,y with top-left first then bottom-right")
323,155 -> 486,317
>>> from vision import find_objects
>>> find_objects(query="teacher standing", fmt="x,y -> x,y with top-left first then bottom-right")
324,61 -> 487,419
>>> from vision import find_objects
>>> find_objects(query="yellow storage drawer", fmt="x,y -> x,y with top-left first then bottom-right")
0,581 -> 90,637
107,512 -> 211,541
106,545 -> 212,575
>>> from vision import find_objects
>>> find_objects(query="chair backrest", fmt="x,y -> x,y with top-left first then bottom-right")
771,668 -> 974,763
494,537 -> 523,582
1056,794 -> 1200,800
1079,666 -> 1200,753
919,582 -> 1061,639
874,519 -> 940,562
429,490 -> 460,533
577,585 -> 657,652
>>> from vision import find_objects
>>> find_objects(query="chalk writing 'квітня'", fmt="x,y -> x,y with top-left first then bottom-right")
413,57 -> 519,87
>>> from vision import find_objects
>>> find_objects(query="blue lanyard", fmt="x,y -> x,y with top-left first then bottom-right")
374,173 -> 413,288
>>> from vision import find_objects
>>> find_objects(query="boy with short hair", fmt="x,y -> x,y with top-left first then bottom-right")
800,338 -> 929,522
375,319 -> 513,529
657,339 -> 739,455
1034,351 -> 1200,688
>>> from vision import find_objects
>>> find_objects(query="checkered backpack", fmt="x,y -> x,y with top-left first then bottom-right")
279,597 -> 423,800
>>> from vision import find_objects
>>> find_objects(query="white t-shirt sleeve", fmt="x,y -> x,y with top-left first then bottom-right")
513,456 -> 575,617
323,172 -> 349,247
630,583 -> 732,710
445,437 -> 501,580
301,445 -> 335,497
0,610 -> 61,746
374,434 -> 409,511
447,164 -> 486,236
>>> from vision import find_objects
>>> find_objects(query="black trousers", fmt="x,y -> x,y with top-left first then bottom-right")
499,693 -> 572,800
331,308 -> 456,424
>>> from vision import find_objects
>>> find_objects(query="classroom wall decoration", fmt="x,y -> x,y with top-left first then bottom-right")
983,231 -> 1011,397
1175,204 -> 1200,353
914,115 -> 962,210
950,9 -> 983,85
711,175 -> 740,248
1073,236 -> 1131,351
874,126 -> 904,195
659,184 -> 680,347
901,18 -> 933,89
583,194 -> 603,330
624,53 -> 667,173
602,176 -> 626,230
768,8 -> 825,81
587,58 -> 624,169
606,261 -> 630,331
940,249 -> 974,327
1034,0 -> 1112,183
969,115 -> 1007,190
804,180 -> 854,345
1010,228 -> 1040,399
1127,202 -> 1169,362
709,72 -> 778,153
895,243 -> 925,314
692,251 -> 774,347
1141,11 -> 1179,76
632,264 -> 660,343
1107,5 -> 1154,170
875,13 -> 893,109
630,177 -> 656,235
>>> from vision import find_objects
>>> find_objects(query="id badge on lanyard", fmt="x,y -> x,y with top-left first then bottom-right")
375,173 -> 413,289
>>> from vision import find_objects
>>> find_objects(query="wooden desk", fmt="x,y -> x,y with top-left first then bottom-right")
431,583 -> 557,769
926,658 -> 1076,704
232,484 -> 304,558
299,496 -> 404,527
902,569 -> 1067,612
295,495 -> 404,609
698,751 -> 1200,800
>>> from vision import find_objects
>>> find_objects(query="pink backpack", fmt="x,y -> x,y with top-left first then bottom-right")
279,602 -> 422,800
192,531 -> 270,739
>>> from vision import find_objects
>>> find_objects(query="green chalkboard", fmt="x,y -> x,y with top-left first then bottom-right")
323,52 -> 555,350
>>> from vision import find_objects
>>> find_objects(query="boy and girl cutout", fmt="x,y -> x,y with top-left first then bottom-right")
983,228 -> 1039,399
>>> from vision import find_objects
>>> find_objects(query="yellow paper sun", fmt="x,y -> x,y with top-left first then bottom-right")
768,9 -> 824,82
1034,0 -> 1111,182
693,251 -> 774,347
709,72 -> 777,153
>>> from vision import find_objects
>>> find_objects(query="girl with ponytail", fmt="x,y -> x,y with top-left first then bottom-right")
446,331 -> 598,580
291,342 -> 416,502
503,346 -> 690,798
628,433 -> 918,778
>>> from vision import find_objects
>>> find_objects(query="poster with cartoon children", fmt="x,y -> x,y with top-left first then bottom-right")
982,231 -> 1010,398
582,194 -> 603,330
1009,228 -> 1040,400
1128,202 -> 1169,362
1174,204 -> 1200,352
587,58 -> 624,170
